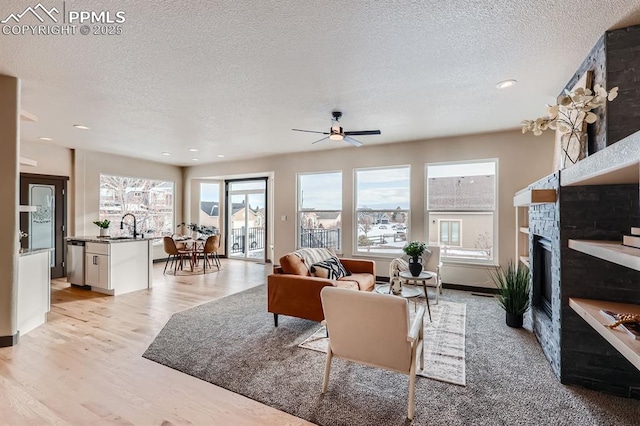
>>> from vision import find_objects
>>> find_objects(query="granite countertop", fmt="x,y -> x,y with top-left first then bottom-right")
67,236 -> 161,243
19,248 -> 53,257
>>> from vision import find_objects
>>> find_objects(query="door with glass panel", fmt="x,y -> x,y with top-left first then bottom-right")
226,179 -> 266,261
20,174 -> 68,279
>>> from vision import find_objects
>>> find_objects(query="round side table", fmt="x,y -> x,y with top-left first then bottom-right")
398,270 -> 435,321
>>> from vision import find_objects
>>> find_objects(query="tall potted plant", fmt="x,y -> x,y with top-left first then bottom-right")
403,241 -> 426,277
490,261 -> 530,328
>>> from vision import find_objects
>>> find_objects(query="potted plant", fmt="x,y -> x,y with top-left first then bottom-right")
402,241 -> 426,277
490,261 -> 531,328
93,219 -> 111,237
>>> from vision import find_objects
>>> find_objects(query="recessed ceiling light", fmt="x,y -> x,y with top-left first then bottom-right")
192,158 -> 199,161
38,137 -> 53,141
217,154 -> 225,158
161,152 -> 171,156
189,148 -> 199,152
73,124 -> 90,130
496,79 -> 517,89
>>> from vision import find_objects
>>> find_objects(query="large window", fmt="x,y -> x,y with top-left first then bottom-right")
355,166 -> 410,255
426,160 -> 497,262
200,182 -> 221,229
99,175 -> 174,236
297,172 -> 342,251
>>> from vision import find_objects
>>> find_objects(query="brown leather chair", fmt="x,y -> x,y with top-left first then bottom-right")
196,235 -> 220,273
163,236 -> 193,274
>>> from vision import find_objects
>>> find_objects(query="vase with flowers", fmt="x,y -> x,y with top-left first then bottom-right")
403,241 -> 426,277
521,84 -> 618,168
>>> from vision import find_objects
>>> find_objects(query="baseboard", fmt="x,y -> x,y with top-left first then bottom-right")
0,332 -> 19,347
376,276 -> 497,295
443,283 -> 498,294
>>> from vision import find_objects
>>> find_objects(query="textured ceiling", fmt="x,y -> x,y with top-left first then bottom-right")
2,0 -> 640,166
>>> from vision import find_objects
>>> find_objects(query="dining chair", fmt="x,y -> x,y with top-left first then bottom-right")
320,286 -> 425,420
163,236 -> 193,274
196,234 -> 221,273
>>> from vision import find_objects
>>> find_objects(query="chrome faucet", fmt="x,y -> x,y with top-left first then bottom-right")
120,213 -> 138,238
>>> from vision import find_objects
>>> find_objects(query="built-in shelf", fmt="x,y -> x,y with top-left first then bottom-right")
561,131 -> 640,186
19,205 -> 37,213
519,256 -> 530,267
513,188 -> 557,206
519,227 -> 529,234
568,239 -> 640,271
569,298 -> 640,371
19,157 -> 37,167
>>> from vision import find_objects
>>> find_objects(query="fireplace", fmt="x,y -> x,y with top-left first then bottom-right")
533,237 -> 553,318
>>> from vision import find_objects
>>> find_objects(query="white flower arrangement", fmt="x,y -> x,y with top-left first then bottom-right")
522,84 -> 619,165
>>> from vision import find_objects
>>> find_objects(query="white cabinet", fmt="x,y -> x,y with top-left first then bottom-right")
85,253 -> 110,289
85,242 -> 111,290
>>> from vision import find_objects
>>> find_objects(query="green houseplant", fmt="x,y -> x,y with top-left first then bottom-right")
402,241 -> 426,277
489,260 -> 531,328
93,219 -> 111,237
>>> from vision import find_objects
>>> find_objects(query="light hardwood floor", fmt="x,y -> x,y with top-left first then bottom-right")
0,259 -> 312,425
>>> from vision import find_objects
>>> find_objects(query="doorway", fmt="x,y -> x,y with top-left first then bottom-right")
20,174 -> 68,279
225,178 -> 267,262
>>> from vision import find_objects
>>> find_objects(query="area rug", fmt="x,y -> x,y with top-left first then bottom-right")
299,300 -> 466,385
143,285 -> 640,426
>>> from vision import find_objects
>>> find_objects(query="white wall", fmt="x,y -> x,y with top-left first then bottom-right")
185,129 -> 555,288
20,140 -> 72,177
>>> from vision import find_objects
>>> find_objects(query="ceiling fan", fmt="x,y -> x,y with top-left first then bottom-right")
292,111 -> 381,147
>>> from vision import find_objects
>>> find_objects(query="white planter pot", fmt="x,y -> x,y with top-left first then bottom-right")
100,228 -> 109,237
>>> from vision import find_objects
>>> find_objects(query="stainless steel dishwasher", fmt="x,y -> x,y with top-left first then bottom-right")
67,240 -> 86,285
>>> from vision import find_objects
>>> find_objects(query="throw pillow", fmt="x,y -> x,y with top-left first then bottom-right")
423,247 -> 433,263
280,253 -> 310,276
310,256 -> 348,280
294,247 -> 334,272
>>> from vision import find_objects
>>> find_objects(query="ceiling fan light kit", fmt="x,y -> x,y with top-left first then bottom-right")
292,111 -> 380,147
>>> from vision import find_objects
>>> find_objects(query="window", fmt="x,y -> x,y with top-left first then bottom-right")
426,160 -> 497,262
200,182 -> 221,229
99,175 -> 174,236
439,220 -> 461,246
355,166 -> 410,255
297,172 -> 342,251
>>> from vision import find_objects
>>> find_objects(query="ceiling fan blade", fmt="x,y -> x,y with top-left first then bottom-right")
344,136 -> 363,147
311,136 -> 330,145
344,130 -> 381,136
292,129 -> 330,135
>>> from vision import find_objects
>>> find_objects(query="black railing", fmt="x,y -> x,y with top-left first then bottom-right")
300,227 -> 341,250
230,227 -> 265,253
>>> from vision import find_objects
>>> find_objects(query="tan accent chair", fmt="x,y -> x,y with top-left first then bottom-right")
320,286 -> 425,420
389,245 -> 443,303
163,236 -> 193,274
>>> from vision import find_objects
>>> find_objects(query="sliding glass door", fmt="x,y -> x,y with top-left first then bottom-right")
226,179 -> 267,262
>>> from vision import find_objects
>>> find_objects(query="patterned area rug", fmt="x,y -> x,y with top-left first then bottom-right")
299,300 -> 467,386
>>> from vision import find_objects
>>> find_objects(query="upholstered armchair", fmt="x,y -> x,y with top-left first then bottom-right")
389,245 -> 443,303
320,286 -> 425,420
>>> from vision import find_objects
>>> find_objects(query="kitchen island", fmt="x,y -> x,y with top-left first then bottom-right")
67,237 -> 158,296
